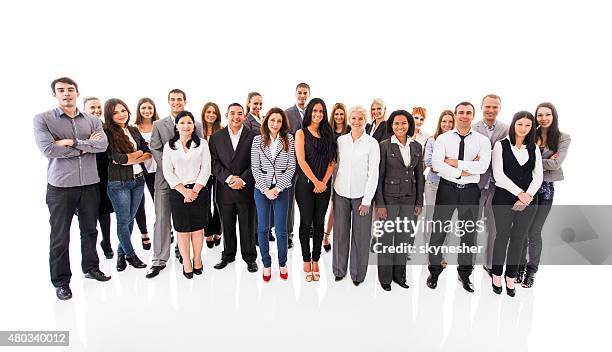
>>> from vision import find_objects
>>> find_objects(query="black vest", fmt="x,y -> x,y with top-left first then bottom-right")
493,139 -> 536,205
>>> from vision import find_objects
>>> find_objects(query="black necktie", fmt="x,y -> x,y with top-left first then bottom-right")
457,134 -> 467,160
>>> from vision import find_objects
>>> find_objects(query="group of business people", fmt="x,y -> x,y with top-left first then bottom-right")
35,77 -> 570,300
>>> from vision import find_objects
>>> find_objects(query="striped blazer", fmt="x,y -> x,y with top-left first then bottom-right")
251,134 -> 296,193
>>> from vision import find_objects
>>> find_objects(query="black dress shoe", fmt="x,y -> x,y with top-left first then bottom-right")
458,275 -> 475,293
506,286 -> 516,297
104,251 -> 114,259
426,274 -> 439,289
323,243 -> 331,252
492,282 -> 503,295
116,255 -> 127,271
522,272 -> 535,288
483,265 -> 492,278
335,276 -> 344,282
247,262 -> 258,273
288,237 -> 293,249
126,255 -> 147,269
269,230 -> 276,242
515,270 -> 526,284
56,286 -> 72,300
145,265 -> 166,279
206,240 -> 215,248
214,237 -> 221,246
352,280 -> 361,286
85,268 -> 111,282
380,283 -> 392,291
213,258 -> 235,270
394,280 -> 410,289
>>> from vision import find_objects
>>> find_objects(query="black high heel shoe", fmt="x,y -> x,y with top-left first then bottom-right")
193,260 -> 203,275
492,282 -> 502,295
522,272 -> 535,288
515,270 -> 526,284
214,235 -> 221,246
505,276 -> 516,297
183,265 -> 193,279
206,238 -> 214,249
141,235 -> 151,250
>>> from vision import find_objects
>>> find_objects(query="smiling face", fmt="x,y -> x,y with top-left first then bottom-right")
349,111 -> 366,132
249,95 -> 262,116
413,113 -> 425,130
514,117 -> 533,141
455,104 -> 475,130
112,104 -> 129,127
440,114 -> 454,133
226,106 -> 245,130
536,107 -> 554,128
333,108 -> 345,128
311,103 -> 324,125
168,92 -> 186,116
84,99 -> 102,118
481,96 -> 501,123
139,101 -> 155,120
53,82 -> 79,110
295,87 -> 310,107
371,102 -> 384,121
203,106 -> 218,125
267,113 -> 283,135
176,115 -> 195,138
391,115 -> 409,139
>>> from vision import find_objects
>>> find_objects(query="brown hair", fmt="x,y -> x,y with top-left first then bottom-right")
245,92 -> 261,116
329,102 -> 348,134
104,98 -> 135,153
201,102 -> 222,140
434,110 -> 455,139
260,107 -> 290,152
135,97 -> 159,125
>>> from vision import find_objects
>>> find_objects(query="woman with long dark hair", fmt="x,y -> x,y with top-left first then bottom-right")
103,98 -> 151,271
517,102 -> 571,288
251,108 -> 296,282
295,98 -> 337,281
134,97 -> 159,251
491,111 -> 543,297
201,102 -> 223,248
162,111 -> 211,279
375,110 -> 424,291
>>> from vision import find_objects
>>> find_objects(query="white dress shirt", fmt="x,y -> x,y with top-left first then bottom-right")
334,132 -> 380,206
432,128 -> 492,185
390,135 -> 412,167
229,125 -> 243,151
123,127 -> 143,175
140,130 -> 157,173
162,139 -> 211,189
492,137 -> 543,196
415,130 -> 431,147
270,134 -> 280,184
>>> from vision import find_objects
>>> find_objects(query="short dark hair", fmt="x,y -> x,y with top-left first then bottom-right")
169,111 -> 201,150
296,82 -> 310,92
226,103 -> 244,113
454,101 -> 475,114
168,89 -> 186,101
508,111 -> 536,148
482,94 -> 501,105
51,77 -> 78,93
387,110 -> 415,137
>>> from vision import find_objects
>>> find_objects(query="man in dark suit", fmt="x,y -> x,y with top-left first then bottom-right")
209,103 -> 258,272
285,82 -> 310,248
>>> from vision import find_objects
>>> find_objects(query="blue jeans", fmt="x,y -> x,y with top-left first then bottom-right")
254,188 -> 289,268
107,176 -> 145,257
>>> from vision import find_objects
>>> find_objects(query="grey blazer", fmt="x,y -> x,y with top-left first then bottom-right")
375,139 -> 425,207
542,132 -> 570,182
149,115 -> 204,190
285,105 -> 302,135
244,113 -> 262,134
472,120 -> 509,189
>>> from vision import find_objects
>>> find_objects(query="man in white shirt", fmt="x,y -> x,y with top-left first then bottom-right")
472,94 -> 509,276
427,102 -> 492,292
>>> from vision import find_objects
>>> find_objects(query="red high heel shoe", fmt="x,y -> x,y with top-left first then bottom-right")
280,266 -> 288,280
263,268 -> 272,282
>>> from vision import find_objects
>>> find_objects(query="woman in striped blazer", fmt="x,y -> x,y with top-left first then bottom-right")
251,107 -> 296,282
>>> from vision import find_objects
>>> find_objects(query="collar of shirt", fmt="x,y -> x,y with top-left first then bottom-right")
452,128 -> 474,137
55,107 -> 83,119
481,120 -> 496,131
390,135 -> 413,147
229,125 -> 244,137
503,136 -> 527,150
250,113 -> 263,125
296,105 -> 305,117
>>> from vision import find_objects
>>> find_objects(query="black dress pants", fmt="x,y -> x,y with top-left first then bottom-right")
135,172 -> 155,234
428,180 -> 480,278
46,183 -> 100,287
492,202 -> 538,278
295,177 -> 331,262
377,202 -> 415,285
219,201 -> 257,263
519,194 -> 553,274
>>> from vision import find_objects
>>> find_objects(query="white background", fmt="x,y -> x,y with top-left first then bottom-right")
0,1 -> 610,351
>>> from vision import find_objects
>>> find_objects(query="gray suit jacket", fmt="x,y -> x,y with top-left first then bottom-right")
472,119 -> 509,189
149,115 -> 204,190
542,132 -> 570,182
285,105 -> 302,135
244,113 -> 262,134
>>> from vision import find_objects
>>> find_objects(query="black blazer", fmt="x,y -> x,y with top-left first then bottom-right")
365,121 -> 390,143
104,126 -> 151,182
209,126 -> 256,204
375,139 -> 425,207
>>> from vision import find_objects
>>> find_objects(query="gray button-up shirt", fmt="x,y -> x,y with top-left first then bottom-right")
33,107 -> 108,187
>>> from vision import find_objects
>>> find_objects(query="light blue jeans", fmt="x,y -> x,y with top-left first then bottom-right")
107,176 -> 145,257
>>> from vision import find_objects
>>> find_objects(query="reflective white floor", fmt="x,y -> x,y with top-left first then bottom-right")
2,201 -> 610,352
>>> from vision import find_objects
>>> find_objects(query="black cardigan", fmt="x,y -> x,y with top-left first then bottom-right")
104,126 -> 151,181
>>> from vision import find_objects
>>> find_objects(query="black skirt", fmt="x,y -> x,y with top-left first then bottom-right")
170,184 -> 210,232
